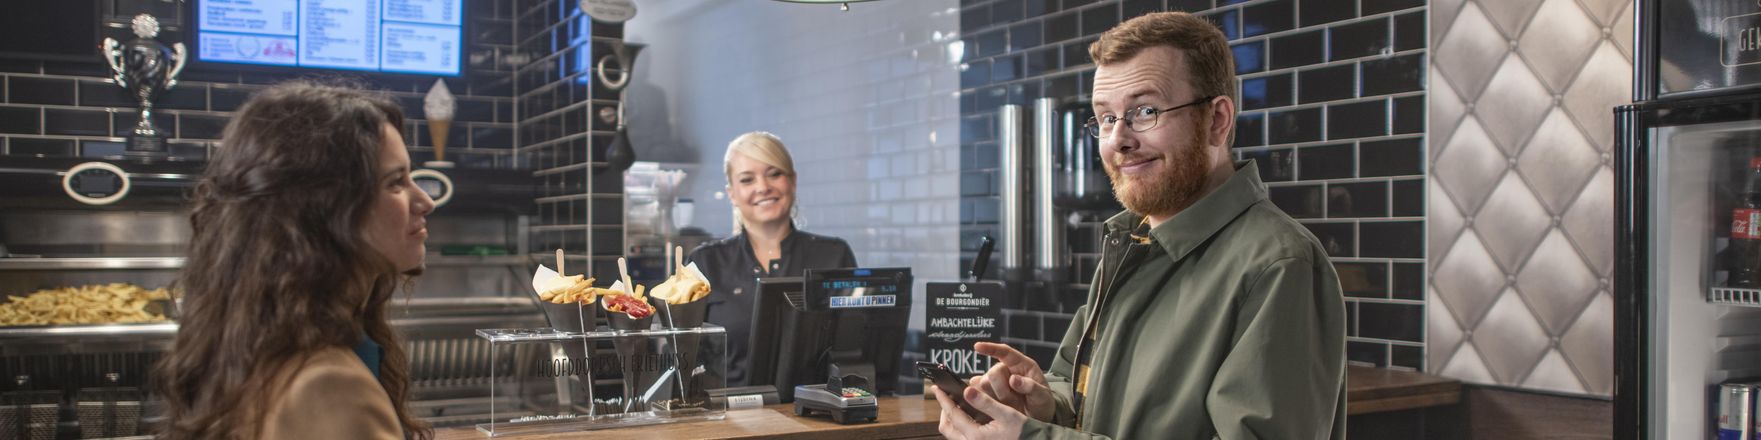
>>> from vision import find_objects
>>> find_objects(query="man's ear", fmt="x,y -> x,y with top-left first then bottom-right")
1207,95 -> 1236,150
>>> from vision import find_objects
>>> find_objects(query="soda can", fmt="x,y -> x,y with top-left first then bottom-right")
1719,382 -> 1754,440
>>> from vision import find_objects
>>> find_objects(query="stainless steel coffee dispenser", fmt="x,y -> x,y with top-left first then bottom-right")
997,98 -> 1109,303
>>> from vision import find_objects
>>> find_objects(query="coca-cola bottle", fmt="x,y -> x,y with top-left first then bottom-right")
1730,157 -> 1761,287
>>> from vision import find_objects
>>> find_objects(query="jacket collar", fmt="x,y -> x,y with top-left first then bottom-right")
1103,160 -> 1268,263
734,222 -> 800,272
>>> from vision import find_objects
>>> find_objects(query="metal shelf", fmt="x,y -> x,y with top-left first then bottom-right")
0,255 -> 530,271
1708,287 -> 1761,307
425,255 -> 532,267
0,257 -> 184,270
0,297 -> 547,341
0,322 -> 178,338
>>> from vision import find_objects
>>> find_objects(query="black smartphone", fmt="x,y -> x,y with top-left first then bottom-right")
916,361 -> 993,423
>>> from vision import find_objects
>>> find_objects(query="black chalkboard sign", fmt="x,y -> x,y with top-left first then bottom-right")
924,281 -> 1005,377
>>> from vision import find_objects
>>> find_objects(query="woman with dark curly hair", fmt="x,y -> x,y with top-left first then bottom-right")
152,80 -> 435,439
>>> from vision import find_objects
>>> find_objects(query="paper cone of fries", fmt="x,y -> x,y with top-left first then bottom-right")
602,280 -> 655,332
601,279 -> 654,412
650,249 -> 713,329
531,257 -> 601,415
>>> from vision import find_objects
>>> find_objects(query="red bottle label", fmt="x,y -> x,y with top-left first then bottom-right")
1735,209 -> 1761,239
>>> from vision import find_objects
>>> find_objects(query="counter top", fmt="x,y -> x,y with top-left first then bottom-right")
435,366 -> 1460,439
435,395 -> 941,440
1345,365 -> 1462,415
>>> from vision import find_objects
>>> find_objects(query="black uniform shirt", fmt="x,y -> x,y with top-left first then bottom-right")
686,227 -> 856,386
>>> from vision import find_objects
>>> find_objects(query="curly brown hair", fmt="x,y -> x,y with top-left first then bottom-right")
152,80 -> 431,439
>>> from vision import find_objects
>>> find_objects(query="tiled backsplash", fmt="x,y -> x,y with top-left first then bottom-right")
0,1 -> 518,167
0,0 -> 634,287
515,0 -> 629,278
957,0 -> 1428,370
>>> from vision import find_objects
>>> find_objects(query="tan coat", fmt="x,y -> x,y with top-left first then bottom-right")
258,346 -> 402,439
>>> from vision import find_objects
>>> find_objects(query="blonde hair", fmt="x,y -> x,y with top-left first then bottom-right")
724,131 -> 798,232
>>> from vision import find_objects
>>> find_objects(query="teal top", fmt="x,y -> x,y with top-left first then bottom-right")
352,335 -> 383,381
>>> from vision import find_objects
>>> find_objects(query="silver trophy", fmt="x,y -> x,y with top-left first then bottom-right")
102,14 -> 186,155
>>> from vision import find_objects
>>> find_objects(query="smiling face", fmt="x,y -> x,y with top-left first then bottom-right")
726,152 -> 796,230
362,123 -> 435,274
1091,45 -> 1224,220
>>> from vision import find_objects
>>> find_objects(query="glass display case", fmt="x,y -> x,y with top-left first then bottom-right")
474,323 -> 726,437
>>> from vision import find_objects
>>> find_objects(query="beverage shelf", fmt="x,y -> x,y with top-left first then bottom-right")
1708,287 -> 1761,307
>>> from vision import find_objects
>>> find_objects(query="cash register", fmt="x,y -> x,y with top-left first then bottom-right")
748,267 -> 912,424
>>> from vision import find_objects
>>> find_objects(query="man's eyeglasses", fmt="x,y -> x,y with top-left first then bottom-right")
1083,95 -> 1216,138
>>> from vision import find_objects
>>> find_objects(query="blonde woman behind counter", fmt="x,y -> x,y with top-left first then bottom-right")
686,131 -> 857,387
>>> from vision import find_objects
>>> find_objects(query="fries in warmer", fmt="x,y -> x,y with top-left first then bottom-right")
0,283 -> 172,326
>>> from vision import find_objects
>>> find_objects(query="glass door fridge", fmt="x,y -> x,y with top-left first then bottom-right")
1618,1 -> 1761,438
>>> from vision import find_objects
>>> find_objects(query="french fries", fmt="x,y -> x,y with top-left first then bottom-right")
649,246 -> 711,304
537,274 -> 598,304
0,283 -> 171,326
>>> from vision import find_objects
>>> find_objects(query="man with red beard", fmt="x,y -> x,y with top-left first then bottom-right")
933,11 -> 1346,440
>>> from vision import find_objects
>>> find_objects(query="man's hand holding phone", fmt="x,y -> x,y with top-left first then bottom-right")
969,341 -> 1056,422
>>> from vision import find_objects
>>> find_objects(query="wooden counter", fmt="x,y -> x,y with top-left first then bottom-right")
1345,365 -> 1461,415
436,366 -> 1458,439
434,396 -> 941,440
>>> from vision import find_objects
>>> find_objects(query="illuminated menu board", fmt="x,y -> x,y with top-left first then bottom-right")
197,0 -> 462,76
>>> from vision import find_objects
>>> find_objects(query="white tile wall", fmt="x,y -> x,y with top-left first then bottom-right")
625,0 -> 963,330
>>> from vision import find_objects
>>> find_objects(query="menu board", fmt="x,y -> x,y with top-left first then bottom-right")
197,0 -> 462,76
924,281 -> 1004,377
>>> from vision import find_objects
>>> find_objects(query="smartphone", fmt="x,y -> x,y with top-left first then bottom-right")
916,361 -> 993,423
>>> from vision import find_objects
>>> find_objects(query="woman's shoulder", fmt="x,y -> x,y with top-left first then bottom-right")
271,347 -> 388,403
688,235 -> 744,261
260,347 -> 400,439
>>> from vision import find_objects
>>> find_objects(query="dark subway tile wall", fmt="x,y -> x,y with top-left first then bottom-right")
1331,181 -> 1389,218
959,0 -> 1427,369
1240,72 -> 1290,110
1349,340 -> 1388,367
1269,107 -> 1322,144
1270,30 -> 1325,70
1269,184 -> 1322,218
1338,262 -> 1390,298
1362,54 -> 1426,95
0,0 -> 519,164
1298,142 -> 1354,180
1240,0 -> 1293,37
1328,100 -> 1389,139
521,0 -> 630,263
1361,138 -> 1424,177
1330,18 -> 1390,61
0,107 -> 39,134
1298,65 -> 1355,104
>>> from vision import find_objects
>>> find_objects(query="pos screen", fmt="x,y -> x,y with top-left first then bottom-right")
802,268 -> 912,312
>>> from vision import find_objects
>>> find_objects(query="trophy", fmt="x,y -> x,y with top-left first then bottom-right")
102,14 -> 187,155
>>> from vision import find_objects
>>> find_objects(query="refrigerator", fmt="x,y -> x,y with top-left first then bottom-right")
1617,1 -> 1761,438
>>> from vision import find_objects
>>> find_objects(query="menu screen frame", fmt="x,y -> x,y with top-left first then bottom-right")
191,0 -> 465,77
